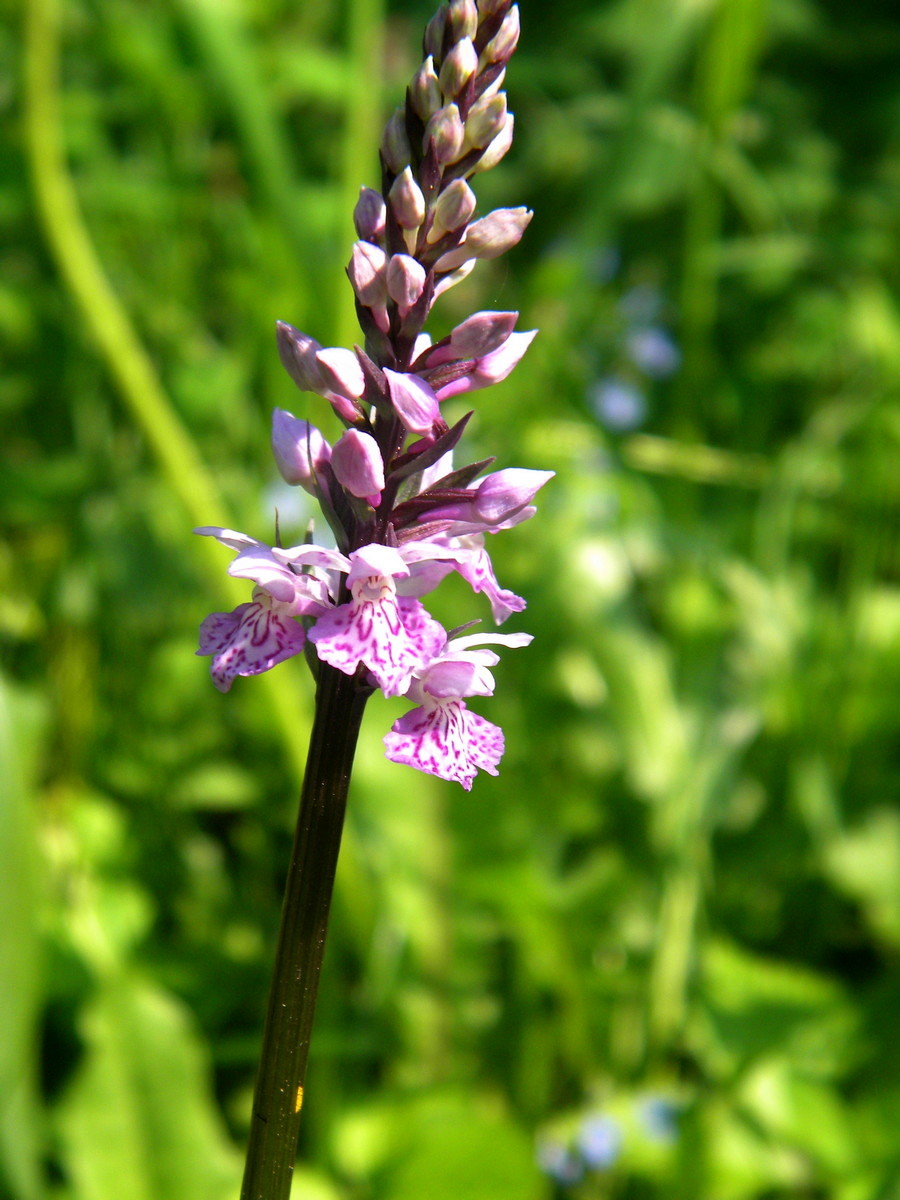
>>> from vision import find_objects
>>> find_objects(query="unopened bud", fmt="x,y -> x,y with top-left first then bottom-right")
434,329 -> 537,399
381,107 -> 412,174
477,0 -> 511,17
423,4 -> 449,60
276,321 -> 326,393
423,103 -> 466,164
348,240 -> 388,308
387,254 -> 427,311
315,347 -> 366,400
447,0 -> 477,42
481,5 -> 520,64
435,206 -> 531,271
432,258 -> 476,299
354,187 -> 386,241
464,92 -> 507,150
389,167 -> 426,231
271,409 -> 332,492
409,56 -> 442,122
450,310 -> 519,357
438,37 -> 478,99
428,178 -> 477,242
384,369 -> 442,434
472,112 -> 514,173
331,429 -> 385,501
474,468 -> 554,524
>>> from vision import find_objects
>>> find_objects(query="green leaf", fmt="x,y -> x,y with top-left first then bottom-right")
0,676 -> 47,1200
380,1094 -> 540,1200
56,976 -> 240,1200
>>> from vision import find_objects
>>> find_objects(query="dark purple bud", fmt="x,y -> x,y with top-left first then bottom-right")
354,187 -> 386,240
276,321 -> 327,393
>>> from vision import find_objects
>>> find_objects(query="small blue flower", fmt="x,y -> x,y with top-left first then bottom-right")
536,1138 -> 584,1186
626,327 -> 681,379
590,378 -> 647,432
577,1114 -> 622,1169
639,1096 -> 680,1143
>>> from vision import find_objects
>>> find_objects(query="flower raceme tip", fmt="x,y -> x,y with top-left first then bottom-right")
195,0 -> 545,789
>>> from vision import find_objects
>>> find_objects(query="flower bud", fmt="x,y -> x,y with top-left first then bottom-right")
438,37 -> 478,99
409,56 -> 442,122
384,369 -> 442,434
476,0 -> 510,16
387,254 -> 427,312
423,103 -> 465,165
464,92 -> 507,150
481,5 -> 520,64
381,106 -> 412,174
472,113 -> 514,173
435,206 -> 531,271
271,409 -> 332,492
474,468 -> 554,524
331,429 -> 385,501
354,187 -> 386,241
432,258 -> 476,299
434,329 -> 537,399
447,0 -> 477,42
450,310 -> 519,357
428,178 -> 477,243
276,321 -> 327,393
389,167 -> 426,231
423,4 -> 449,60
348,240 -> 388,307
315,347 -> 366,400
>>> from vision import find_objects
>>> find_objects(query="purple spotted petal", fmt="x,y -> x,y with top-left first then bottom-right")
308,594 -> 444,697
197,599 -> 305,692
383,700 -> 504,790
454,542 -> 525,624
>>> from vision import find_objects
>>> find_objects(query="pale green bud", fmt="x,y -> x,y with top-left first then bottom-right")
409,56 -> 442,122
447,0 -> 477,42
424,4 -> 448,60
472,113 -> 514,174
464,92 -> 508,150
381,107 -> 412,174
438,37 -> 478,99
427,179 -> 477,243
423,103 -> 465,164
389,167 -> 426,231
482,6 -> 520,65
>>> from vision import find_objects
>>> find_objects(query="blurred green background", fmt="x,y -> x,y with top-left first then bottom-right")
4,0 -> 900,1196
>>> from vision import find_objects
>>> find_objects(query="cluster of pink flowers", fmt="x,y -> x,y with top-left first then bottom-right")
196,0 -> 550,789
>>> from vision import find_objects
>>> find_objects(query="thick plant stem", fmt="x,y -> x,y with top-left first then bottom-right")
241,665 -> 370,1200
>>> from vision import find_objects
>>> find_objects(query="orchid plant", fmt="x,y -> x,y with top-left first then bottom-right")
194,2 -> 548,1194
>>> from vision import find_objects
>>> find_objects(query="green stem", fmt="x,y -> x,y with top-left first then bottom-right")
240,665 -> 370,1200
23,0 -> 309,781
